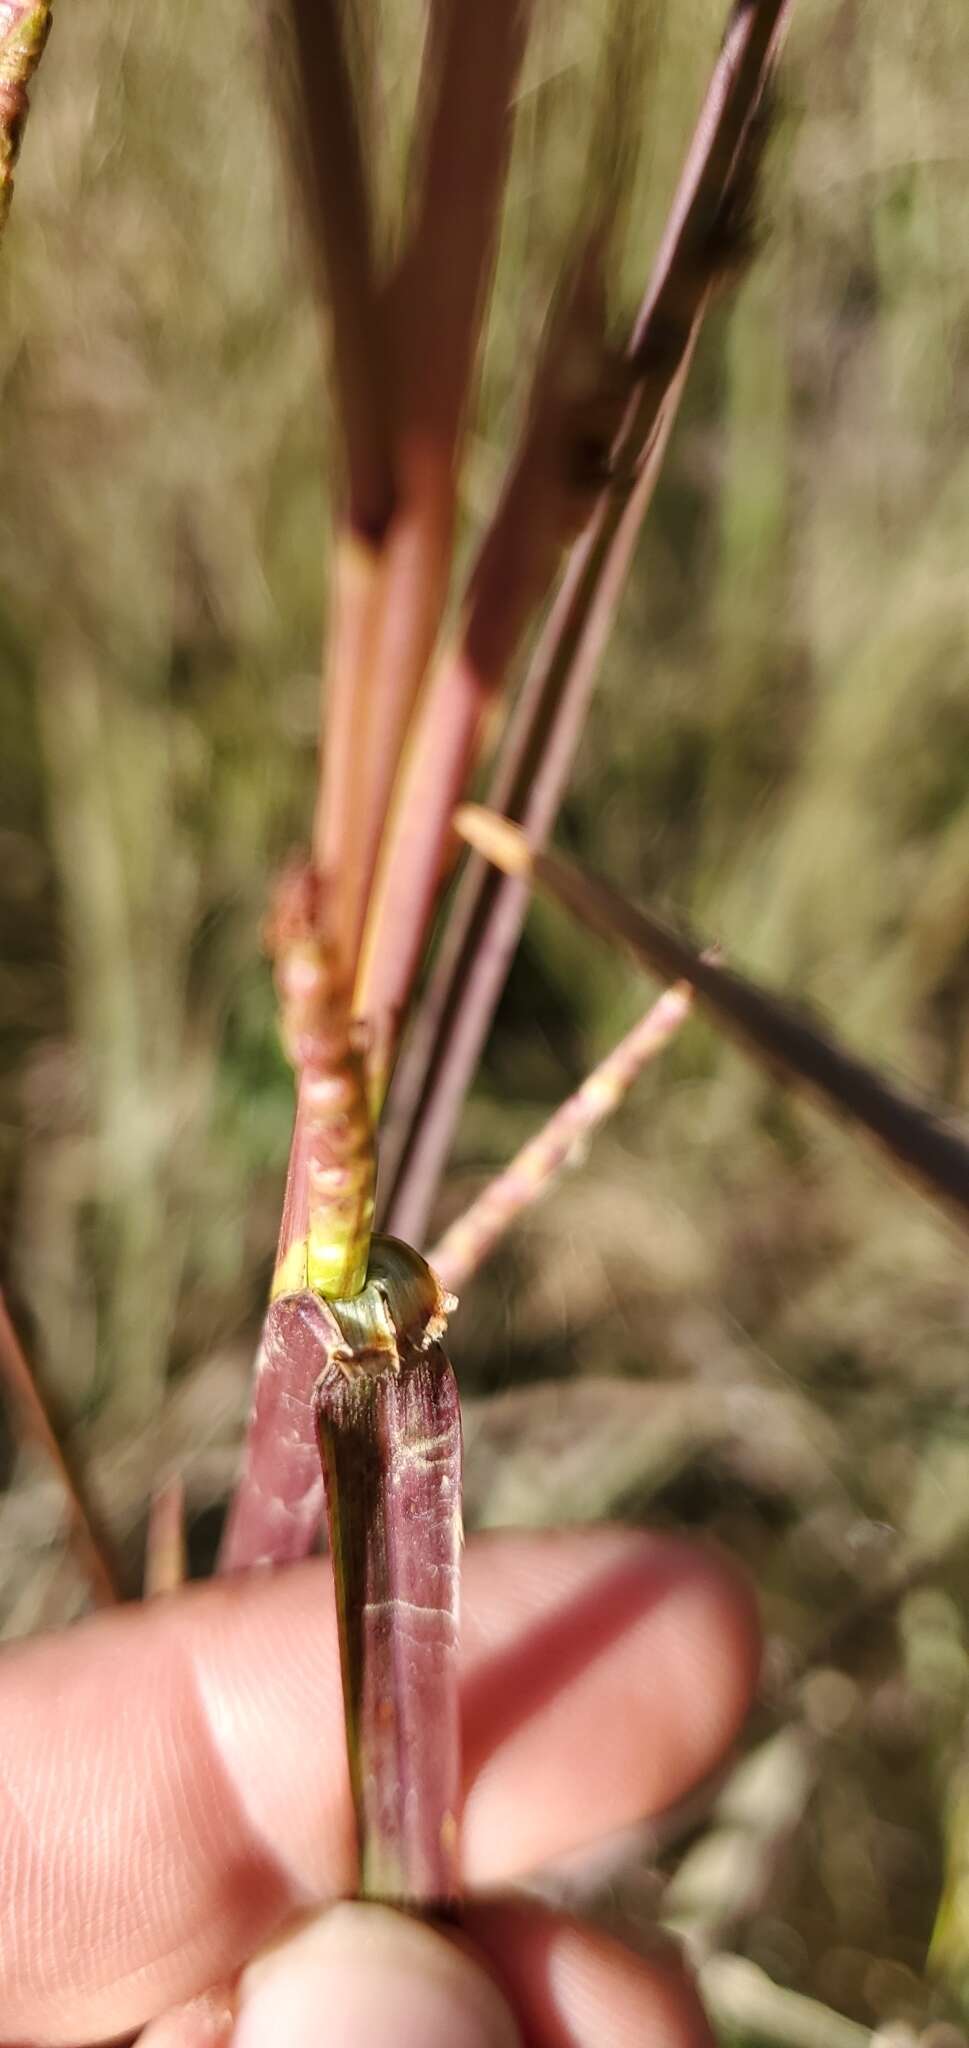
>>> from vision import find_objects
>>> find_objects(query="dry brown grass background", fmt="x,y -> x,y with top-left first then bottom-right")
3,2 -> 969,2037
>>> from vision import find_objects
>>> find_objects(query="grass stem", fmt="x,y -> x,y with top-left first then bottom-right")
456,805 -> 969,1232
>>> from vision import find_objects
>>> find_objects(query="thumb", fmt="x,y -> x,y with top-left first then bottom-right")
231,1901 -> 522,2048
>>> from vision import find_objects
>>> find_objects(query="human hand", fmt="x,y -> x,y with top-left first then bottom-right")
0,1528 -> 757,2046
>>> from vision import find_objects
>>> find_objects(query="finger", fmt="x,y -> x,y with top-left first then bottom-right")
467,1899 -> 713,2048
232,1903 -> 520,2048
139,1900 -> 712,2048
1,1529 -> 756,2044
135,1906 -> 520,2048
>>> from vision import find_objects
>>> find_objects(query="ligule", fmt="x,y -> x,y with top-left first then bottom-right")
313,1240 -> 462,1906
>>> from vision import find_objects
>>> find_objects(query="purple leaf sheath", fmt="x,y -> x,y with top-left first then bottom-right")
221,1240 -> 463,1908
314,1240 -> 462,1906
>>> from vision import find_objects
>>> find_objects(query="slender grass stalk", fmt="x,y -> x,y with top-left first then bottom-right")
354,238 -> 622,1087
0,1288 -> 119,1609
265,0 -> 396,987
317,0 -> 532,987
456,806 -> 969,1231
274,0 -> 395,543
380,0 -> 794,1246
379,357 -> 692,1244
0,0 -> 50,237
430,982 -> 694,1294
143,1475 -> 186,1597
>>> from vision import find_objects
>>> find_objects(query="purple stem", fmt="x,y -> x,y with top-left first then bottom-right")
219,1300 -> 331,1572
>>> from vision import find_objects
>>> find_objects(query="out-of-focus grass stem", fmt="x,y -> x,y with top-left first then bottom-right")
0,1289 -> 120,1609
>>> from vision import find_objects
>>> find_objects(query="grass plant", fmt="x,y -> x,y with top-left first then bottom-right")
4,0 -> 969,2035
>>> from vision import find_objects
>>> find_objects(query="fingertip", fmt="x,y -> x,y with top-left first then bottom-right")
231,1903 -> 522,2048
462,1530 -> 760,1882
662,1537 -> 761,1764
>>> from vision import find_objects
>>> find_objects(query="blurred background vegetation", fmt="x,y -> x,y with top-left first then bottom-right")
3,0 -> 969,2038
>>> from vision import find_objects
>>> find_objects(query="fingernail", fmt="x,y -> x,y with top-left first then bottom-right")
233,1901 -> 522,2048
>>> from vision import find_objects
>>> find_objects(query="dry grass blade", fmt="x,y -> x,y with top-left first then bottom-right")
0,0 -> 51,238
379,0 -> 795,1245
456,806 -> 969,1233
629,0 -> 793,367
0,1289 -> 120,1608
430,982 -> 693,1293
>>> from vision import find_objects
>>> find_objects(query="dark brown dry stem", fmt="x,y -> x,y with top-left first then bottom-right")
456,806 -> 969,1234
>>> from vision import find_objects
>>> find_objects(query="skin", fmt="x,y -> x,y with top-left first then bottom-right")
0,1527 -> 759,2046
